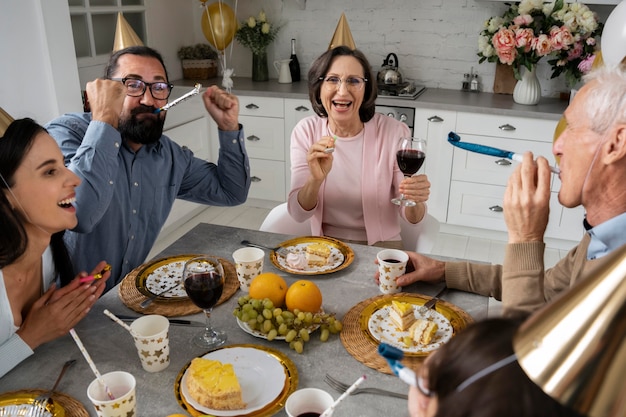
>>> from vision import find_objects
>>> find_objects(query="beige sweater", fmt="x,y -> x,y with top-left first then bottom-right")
444,234 -> 604,317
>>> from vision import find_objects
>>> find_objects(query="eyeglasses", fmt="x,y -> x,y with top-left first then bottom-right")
110,77 -> 173,100
319,75 -> 368,91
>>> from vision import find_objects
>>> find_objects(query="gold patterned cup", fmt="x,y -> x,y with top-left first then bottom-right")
377,249 -> 409,294
285,388 -> 334,417
87,371 -> 136,417
129,315 -> 170,372
232,247 -> 265,292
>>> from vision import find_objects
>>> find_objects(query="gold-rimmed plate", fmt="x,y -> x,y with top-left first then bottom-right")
174,344 -> 298,417
0,391 -> 65,417
359,293 -> 473,357
135,254 -> 202,302
270,236 -> 354,275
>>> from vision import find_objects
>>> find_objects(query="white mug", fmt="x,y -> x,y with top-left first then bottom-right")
274,59 -> 292,84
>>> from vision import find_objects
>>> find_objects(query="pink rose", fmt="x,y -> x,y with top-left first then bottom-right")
567,42 -> 583,60
513,14 -> 533,26
493,28 -> 518,65
532,34 -> 552,56
578,54 -> 595,73
549,26 -> 574,51
515,28 -> 534,53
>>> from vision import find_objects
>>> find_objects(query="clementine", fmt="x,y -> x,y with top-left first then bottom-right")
285,280 -> 323,313
249,272 -> 288,307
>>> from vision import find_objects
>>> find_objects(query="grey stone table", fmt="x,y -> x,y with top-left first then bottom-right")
0,223 -> 489,417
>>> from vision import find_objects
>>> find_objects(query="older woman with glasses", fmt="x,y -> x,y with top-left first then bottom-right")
288,46 -> 430,248
409,318 -> 584,417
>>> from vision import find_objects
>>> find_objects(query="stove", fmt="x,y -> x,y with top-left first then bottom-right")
377,81 -> 426,99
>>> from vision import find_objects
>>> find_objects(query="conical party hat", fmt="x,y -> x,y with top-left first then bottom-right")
0,106 -> 14,136
328,13 -> 356,50
113,12 -> 144,52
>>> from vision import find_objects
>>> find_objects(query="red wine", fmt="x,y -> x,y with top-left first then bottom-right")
397,149 -> 425,176
297,413 -> 320,417
184,271 -> 224,309
383,258 -> 401,263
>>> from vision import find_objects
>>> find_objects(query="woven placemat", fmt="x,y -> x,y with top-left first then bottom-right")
118,256 -> 239,317
340,292 -> 474,374
0,389 -> 89,417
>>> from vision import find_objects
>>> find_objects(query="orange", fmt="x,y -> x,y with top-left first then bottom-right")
285,280 -> 323,313
249,272 -> 288,307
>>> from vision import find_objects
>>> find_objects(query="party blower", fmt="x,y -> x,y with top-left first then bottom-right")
378,343 -> 417,387
447,131 -> 560,174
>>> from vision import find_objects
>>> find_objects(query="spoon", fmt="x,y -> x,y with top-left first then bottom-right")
240,240 -> 289,257
32,359 -> 76,411
140,279 -> 183,309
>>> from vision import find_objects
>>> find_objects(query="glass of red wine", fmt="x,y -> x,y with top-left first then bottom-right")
391,137 -> 427,206
183,256 -> 226,348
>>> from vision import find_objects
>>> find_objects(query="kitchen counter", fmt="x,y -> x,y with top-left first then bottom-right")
172,76 -> 568,121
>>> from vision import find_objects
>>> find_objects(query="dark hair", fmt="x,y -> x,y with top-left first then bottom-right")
0,118 -> 74,285
104,45 -> 169,81
427,318 -> 585,417
307,46 -> 377,122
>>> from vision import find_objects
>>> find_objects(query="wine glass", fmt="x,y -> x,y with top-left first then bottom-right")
183,256 -> 226,348
391,137 -> 427,206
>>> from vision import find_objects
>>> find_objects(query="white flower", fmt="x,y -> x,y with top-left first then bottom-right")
487,16 -> 505,33
258,11 -> 266,23
518,0 -> 543,15
247,16 -> 256,28
261,22 -> 270,34
478,35 -> 495,57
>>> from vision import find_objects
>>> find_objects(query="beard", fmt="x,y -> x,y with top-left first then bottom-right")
118,105 -> 166,146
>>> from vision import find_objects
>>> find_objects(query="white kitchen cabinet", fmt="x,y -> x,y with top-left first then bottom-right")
448,112 -> 585,243
415,109 -> 457,224
284,98 -> 315,197
161,91 -> 210,235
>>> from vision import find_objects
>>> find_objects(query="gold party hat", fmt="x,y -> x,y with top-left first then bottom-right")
513,243 -> 626,417
328,13 -> 356,50
113,12 -> 144,52
0,106 -> 14,136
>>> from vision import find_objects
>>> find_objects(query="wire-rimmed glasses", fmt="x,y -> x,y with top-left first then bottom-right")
319,75 -> 368,91
110,77 -> 173,100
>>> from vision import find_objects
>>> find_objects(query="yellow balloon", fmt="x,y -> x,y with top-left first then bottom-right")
201,2 -> 237,52
553,116 -> 567,164
591,50 -> 604,70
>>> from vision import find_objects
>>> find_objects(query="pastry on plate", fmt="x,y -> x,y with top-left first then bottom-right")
305,243 -> 330,267
409,319 -> 438,345
186,357 -> 246,410
389,300 -> 416,331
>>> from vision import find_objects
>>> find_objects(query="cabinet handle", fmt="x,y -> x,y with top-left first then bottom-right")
295,105 -> 309,112
245,103 -> 260,110
246,135 -> 260,142
427,115 -> 443,123
498,123 -> 516,131
251,176 -> 262,182
495,158 -> 512,167
489,205 -> 503,212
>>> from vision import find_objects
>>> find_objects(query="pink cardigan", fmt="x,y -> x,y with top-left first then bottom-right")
288,113 -> 422,245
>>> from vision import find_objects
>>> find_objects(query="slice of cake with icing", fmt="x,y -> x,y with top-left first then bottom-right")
389,300 -> 416,331
186,357 -> 245,410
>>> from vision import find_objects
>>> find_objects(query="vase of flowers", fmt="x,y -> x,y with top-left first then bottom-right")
235,11 -> 281,82
478,0 -> 603,104
513,65 -> 541,105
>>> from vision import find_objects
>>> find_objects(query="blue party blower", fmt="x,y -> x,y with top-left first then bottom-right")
447,131 -> 560,174
378,343 -> 417,387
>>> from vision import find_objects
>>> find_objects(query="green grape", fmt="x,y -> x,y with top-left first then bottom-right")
285,329 -> 298,343
262,308 -> 273,320
267,329 -> 278,341
263,319 -> 273,333
293,340 -> 304,354
242,303 -> 253,312
320,327 -> 330,342
304,312 -> 314,324
273,307 -> 283,317
297,311 -> 305,321
251,299 -> 261,310
263,299 -> 274,310
237,296 -> 248,306
333,320 -> 343,332
278,323 -> 288,335
247,319 -> 258,330
282,311 -> 295,321
299,328 -> 310,342
293,318 -> 302,327
275,315 -> 285,325
240,313 -> 250,323
256,314 -> 264,324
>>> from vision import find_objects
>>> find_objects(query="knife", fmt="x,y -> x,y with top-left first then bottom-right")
116,314 -> 205,327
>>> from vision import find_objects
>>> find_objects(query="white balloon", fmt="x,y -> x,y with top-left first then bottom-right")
602,0 -> 626,68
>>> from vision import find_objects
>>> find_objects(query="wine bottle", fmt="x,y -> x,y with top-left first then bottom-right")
289,38 -> 301,82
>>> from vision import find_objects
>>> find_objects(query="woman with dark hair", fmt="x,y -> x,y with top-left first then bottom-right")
0,118 -> 110,378
288,46 -> 430,248
409,318 -> 584,417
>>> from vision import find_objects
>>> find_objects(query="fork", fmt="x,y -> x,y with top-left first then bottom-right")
324,374 -> 408,399
240,240 -> 290,258
422,286 -> 448,310
31,359 -> 76,416
140,279 -> 183,308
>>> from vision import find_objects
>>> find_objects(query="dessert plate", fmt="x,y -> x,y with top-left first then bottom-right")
367,304 -> 453,354
270,236 -> 354,275
0,391 -> 63,417
175,345 -> 298,417
135,254 -> 202,301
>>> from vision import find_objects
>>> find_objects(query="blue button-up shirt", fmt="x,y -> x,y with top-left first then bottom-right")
587,212 -> 626,260
46,113 -> 250,292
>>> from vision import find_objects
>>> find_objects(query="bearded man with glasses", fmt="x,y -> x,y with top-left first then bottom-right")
288,46 -> 431,249
46,46 -> 251,292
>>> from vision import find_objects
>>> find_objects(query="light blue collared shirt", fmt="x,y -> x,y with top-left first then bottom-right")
586,212 -> 626,260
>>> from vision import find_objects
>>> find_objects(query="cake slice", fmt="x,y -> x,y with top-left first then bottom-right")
409,319 -> 438,345
389,300 -> 416,331
305,243 -> 331,267
186,358 -> 245,410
